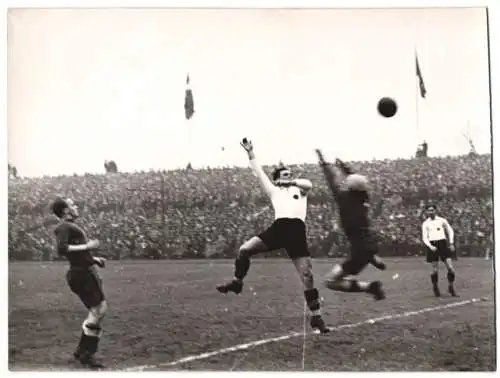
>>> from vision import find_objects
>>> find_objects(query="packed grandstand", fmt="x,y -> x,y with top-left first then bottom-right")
8,154 -> 492,261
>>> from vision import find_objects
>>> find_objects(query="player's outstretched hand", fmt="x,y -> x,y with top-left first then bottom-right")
315,149 -> 328,166
240,138 -> 253,152
94,257 -> 106,268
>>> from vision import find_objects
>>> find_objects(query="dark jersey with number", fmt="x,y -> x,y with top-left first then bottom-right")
336,189 -> 371,239
54,221 -> 94,269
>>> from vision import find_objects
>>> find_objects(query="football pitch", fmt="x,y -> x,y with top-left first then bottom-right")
9,258 -> 496,371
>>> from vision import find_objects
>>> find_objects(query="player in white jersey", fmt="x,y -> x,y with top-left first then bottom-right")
217,138 -> 330,333
422,204 -> 458,297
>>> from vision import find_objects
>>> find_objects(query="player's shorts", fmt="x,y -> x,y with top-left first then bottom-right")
341,229 -> 379,275
426,239 -> 452,263
66,267 -> 105,309
258,218 -> 310,259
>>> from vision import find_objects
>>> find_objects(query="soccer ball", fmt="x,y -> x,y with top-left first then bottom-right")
378,97 -> 398,118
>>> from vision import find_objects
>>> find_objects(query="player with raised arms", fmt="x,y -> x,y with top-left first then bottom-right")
315,149 -> 386,300
217,138 -> 330,333
52,198 -> 107,369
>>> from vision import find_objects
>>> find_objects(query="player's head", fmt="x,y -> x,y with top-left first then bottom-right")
342,173 -> 369,192
426,204 -> 437,219
272,166 -> 292,183
51,197 -> 79,219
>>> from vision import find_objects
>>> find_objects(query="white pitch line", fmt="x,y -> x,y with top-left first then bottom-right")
301,301 -> 307,370
122,297 -> 485,372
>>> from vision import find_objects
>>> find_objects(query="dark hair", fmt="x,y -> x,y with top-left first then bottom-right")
51,198 -> 68,218
426,204 -> 437,211
272,166 -> 289,181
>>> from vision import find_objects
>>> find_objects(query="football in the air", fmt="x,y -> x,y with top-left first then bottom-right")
377,97 -> 398,118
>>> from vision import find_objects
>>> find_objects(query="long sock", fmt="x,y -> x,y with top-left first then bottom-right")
431,272 -> 438,286
234,254 -> 250,281
78,335 -> 99,356
82,322 -> 101,356
447,271 -> 455,284
326,279 -> 368,293
75,332 -> 86,355
304,288 -> 322,316
86,336 -> 99,355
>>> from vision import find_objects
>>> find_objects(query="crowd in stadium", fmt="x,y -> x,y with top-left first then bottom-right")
8,153 -> 492,261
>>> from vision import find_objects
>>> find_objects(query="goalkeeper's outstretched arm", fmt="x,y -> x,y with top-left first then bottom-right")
315,149 -> 342,201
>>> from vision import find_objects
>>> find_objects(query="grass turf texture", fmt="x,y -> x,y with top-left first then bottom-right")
9,258 -> 495,371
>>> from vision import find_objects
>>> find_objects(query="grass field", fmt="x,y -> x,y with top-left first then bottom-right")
8,258 -> 496,371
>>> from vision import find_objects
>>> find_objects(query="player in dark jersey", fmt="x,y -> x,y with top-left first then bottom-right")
52,197 -> 107,369
315,150 -> 386,300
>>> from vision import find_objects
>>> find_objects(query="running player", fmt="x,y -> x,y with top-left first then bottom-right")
315,149 -> 386,300
217,138 -> 330,333
52,198 -> 107,369
422,204 -> 458,297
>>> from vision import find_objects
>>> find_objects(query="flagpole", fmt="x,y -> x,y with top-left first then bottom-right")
413,46 -> 420,143
185,110 -> 191,168
486,7 -> 493,158
415,74 -> 420,141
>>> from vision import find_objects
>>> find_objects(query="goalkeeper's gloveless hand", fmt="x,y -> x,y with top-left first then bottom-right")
94,257 -> 106,268
315,149 -> 328,166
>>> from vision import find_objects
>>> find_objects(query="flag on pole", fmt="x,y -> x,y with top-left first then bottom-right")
415,53 -> 427,98
184,74 -> 195,120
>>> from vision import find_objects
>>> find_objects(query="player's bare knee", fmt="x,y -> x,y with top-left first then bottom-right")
237,240 -> 251,256
88,300 -> 107,324
324,264 -> 344,287
98,300 -> 108,317
239,241 -> 261,259
239,236 -> 267,259
444,259 -> 454,272
238,246 -> 250,259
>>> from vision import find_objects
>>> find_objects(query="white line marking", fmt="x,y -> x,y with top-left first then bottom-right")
122,297 -> 486,372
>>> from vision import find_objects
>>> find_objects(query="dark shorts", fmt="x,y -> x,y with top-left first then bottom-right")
341,229 -> 379,275
258,218 -> 310,259
66,267 -> 105,309
426,239 -> 452,263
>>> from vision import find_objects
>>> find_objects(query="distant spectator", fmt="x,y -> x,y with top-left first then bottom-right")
8,153 -> 492,261
8,164 -> 18,179
104,160 -> 118,174
416,141 -> 428,158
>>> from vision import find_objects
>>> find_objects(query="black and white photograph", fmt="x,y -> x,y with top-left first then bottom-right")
6,3 -> 497,372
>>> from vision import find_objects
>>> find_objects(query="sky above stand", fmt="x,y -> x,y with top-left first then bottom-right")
8,8 -> 490,176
